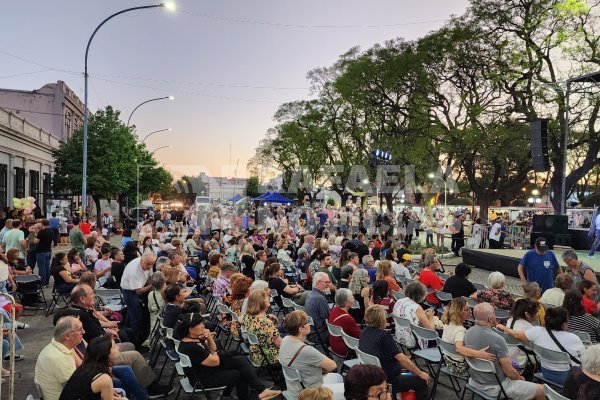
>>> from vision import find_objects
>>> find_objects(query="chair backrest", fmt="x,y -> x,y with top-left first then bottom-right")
217,304 -> 230,314
435,291 -> 452,302
175,342 -> 192,368
270,289 -> 279,298
281,364 -> 304,387
341,330 -> 359,351
572,330 -> 592,346
326,320 -> 343,337
351,300 -> 360,309
34,380 -> 44,399
544,384 -> 569,400
494,309 -> 511,320
391,290 -> 405,301
293,302 -> 305,312
465,357 -> 496,374
436,337 -> 461,359
532,342 -> 572,365
230,310 -> 240,323
356,348 -> 381,367
473,282 -> 487,291
281,296 -> 294,308
246,331 -> 260,345
15,274 -> 42,284
410,323 -> 438,342
97,275 -> 108,287
466,297 -> 479,308
94,288 -> 122,298
392,315 -> 411,329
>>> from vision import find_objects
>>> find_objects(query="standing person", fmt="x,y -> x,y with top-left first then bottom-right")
489,218 -> 503,249
588,206 -> 600,258
35,219 -> 54,286
101,212 -> 114,237
120,252 -> 156,350
450,212 -> 465,257
69,217 -> 86,260
421,216 -> 433,247
517,237 -> 561,293
1,219 -> 26,259
48,212 -> 60,247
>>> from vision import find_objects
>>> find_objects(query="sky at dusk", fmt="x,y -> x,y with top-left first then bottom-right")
1,0 -> 469,179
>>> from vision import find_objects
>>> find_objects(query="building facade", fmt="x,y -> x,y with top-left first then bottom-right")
0,107 -> 59,211
0,80 -> 84,141
198,172 -> 248,202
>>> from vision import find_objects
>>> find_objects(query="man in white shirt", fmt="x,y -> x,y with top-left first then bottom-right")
489,218 -> 502,249
121,252 -> 156,350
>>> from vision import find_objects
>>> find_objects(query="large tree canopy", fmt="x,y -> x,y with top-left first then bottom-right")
52,105 -> 172,222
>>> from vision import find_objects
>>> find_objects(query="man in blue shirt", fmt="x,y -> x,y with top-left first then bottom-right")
48,212 -> 60,246
517,237 -> 562,293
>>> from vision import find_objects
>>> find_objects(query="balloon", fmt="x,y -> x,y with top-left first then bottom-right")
23,208 -> 32,215
12,198 -> 22,209
22,199 -> 30,209
27,197 -> 36,204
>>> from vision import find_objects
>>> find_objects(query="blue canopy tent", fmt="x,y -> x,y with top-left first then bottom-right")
228,194 -> 243,203
257,191 -> 293,204
252,192 -> 271,201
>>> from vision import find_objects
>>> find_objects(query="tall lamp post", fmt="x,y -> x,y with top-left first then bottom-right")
81,2 -> 174,218
141,128 -> 172,144
369,149 -> 392,214
127,96 -> 174,127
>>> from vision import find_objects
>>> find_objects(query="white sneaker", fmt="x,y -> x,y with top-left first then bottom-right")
15,322 -> 29,329
588,255 -> 595,259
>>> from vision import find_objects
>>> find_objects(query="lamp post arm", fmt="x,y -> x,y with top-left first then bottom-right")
127,97 -> 170,127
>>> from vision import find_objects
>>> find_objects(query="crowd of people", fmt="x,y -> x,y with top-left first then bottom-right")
0,202 -> 599,399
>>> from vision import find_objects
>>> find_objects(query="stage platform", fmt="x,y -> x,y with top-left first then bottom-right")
462,248 -> 600,278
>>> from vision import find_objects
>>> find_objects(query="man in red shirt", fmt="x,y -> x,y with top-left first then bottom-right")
579,279 -> 599,314
328,288 -> 361,356
419,254 -> 445,305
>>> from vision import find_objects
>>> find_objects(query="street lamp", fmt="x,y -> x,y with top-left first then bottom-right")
141,128 -> 172,144
127,96 -> 174,127
149,145 -> 173,156
81,2 -> 174,217
370,149 -> 392,214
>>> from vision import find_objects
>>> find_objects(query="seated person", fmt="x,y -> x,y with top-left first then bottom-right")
242,289 -> 282,366
343,364 -> 391,400
418,254 -> 444,305
51,252 -> 79,294
212,261 -> 236,301
393,281 -> 440,348
471,271 -> 514,310
279,310 -> 343,400
465,302 -> 545,400
328,288 -> 361,357
264,262 -> 307,306
563,344 -> 600,399
539,273 -> 573,307
175,313 -> 281,400
359,305 -> 429,400
442,263 -> 476,298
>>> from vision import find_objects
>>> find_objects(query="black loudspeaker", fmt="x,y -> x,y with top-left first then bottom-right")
531,119 -> 550,172
532,215 -> 568,234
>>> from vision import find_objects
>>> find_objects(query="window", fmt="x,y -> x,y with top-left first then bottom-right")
14,167 -> 25,199
29,170 -> 39,205
0,164 -> 6,210
43,173 -> 51,209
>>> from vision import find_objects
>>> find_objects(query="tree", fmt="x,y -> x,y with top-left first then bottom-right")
245,176 -> 260,199
52,106 -> 172,223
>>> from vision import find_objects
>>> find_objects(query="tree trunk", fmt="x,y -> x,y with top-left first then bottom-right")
384,193 -> 394,211
478,198 -> 490,222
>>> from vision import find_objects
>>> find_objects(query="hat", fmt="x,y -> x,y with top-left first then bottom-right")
535,237 -> 548,251
401,253 -> 412,261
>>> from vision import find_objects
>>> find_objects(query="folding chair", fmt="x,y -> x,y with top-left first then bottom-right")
572,331 -> 592,347
435,291 -> 452,303
282,365 -> 305,400
15,274 -> 46,315
214,303 -> 232,344
409,323 -> 441,377
472,282 -> 487,291
94,288 -> 124,312
391,315 -> 415,353
531,343 -> 572,389
436,337 -> 468,398
174,343 -> 228,400
245,331 -> 282,385
461,358 -> 509,400
45,283 -> 70,317
391,290 -> 405,301
494,309 -> 510,322
292,302 -> 305,312
341,330 -> 359,352
544,384 -> 569,400
356,348 -> 381,367
325,321 -> 359,373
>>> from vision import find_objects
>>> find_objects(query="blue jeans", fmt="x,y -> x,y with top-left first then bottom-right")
541,366 -> 569,386
589,229 -> 600,256
113,365 -> 148,400
36,251 -> 52,285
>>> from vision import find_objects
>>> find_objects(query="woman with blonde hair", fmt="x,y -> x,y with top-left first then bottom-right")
376,260 -> 400,292
298,387 -> 333,400
242,289 -> 282,366
440,298 -> 496,376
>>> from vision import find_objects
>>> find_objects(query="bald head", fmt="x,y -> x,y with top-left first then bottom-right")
473,302 -> 495,325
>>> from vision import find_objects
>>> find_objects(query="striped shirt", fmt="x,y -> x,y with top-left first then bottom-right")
568,313 -> 600,343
